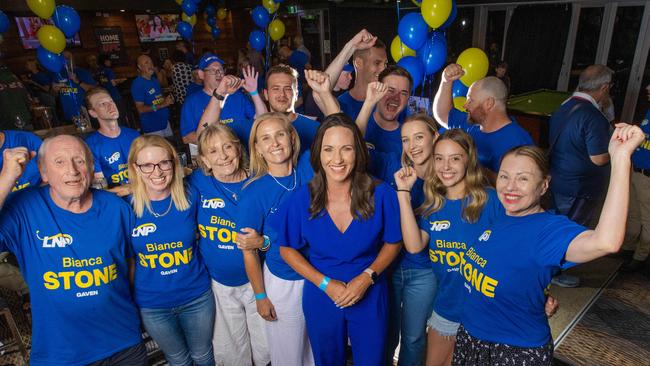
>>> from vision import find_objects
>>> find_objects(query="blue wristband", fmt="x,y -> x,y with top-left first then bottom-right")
319,276 -> 330,291
255,292 -> 267,300
249,90 -> 259,96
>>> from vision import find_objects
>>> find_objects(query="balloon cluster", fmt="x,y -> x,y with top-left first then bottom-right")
248,0 -> 285,52
452,47 -> 488,111
392,0 -> 457,91
24,0 -> 81,73
203,4 -> 223,40
176,0 -> 204,41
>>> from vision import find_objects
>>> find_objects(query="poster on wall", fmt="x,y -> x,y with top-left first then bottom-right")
94,27 -> 127,65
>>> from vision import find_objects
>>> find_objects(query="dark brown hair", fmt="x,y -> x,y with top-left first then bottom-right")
265,64 -> 299,90
308,113 -> 378,220
379,65 -> 413,92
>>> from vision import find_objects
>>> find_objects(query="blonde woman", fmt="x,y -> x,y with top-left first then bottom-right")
236,112 -> 314,366
187,124 -> 270,366
127,135 -> 214,366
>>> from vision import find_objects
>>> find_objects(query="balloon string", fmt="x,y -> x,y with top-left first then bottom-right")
396,0 -> 405,61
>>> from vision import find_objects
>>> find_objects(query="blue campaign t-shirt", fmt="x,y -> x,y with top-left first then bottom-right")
418,189 -> 502,322
188,170 -> 250,287
460,211 -> 587,347
237,165 -> 312,281
338,91 -> 365,120
293,113 -> 320,153
95,67 -> 121,102
55,76 -> 85,122
31,71 -> 53,88
277,182 -> 402,283
180,89 -> 255,145
632,109 -> 650,169
185,82 -> 203,98
0,130 -> 42,192
129,187 -> 210,308
0,187 -> 142,366
366,113 -> 402,154
549,98 -> 610,197
447,109 -> 533,172
85,127 -> 140,186
131,76 -> 169,133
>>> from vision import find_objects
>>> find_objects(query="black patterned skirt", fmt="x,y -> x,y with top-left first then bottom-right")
452,325 -> 553,366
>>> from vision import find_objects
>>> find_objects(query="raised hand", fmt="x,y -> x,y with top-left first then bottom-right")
1,147 -> 34,183
305,69 -> 332,94
216,75 -> 243,97
242,65 -> 259,93
609,123 -> 646,158
394,166 -> 418,191
348,29 -> 378,51
365,81 -> 388,105
442,63 -> 465,83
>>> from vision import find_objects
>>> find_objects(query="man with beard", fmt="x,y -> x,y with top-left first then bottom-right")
183,53 -> 266,146
355,66 -> 412,154
433,63 -> 533,182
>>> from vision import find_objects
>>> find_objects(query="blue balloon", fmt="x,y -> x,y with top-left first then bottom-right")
398,12 -> 429,51
452,79 -> 468,98
211,26 -> 221,40
417,31 -> 447,75
249,30 -> 266,52
439,0 -> 457,30
205,4 -> 216,16
0,11 -> 9,33
181,0 -> 198,16
275,0 -> 285,2
397,56 -> 424,91
177,21 -> 193,40
190,0 -> 202,4
53,5 -> 81,39
36,47 -> 64,73
207,16 -> 217,27
252,6 -> 270,28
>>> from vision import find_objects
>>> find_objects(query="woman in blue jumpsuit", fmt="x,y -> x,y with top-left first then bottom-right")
278,114 -> 403,366
394,129 -> 502,366
453,124 -> 644,365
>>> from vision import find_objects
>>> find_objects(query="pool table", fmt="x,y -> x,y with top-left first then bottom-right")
507,89 -> 572,147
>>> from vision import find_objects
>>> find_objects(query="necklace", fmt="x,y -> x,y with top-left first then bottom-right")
219,182 -> 238,201
270,169 -> 297,191
149,198 -> 173,218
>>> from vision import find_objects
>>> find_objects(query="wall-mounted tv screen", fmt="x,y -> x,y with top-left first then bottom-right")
14,17 -> 82,50
135,14 -> 182,43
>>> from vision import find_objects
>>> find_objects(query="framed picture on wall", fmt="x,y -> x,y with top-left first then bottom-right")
94,27 -> 128,65
135,14 -> 182,43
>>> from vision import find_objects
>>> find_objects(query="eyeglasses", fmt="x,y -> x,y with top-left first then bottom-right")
136,159 -> 174,173
204,68 -> 224,76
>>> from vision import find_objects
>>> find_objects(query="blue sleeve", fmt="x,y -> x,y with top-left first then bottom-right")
105,68 -> 116,80
236,188 -> 264,233
242,92 -> 255,120
447,108 -> 470,130
130,79 -> 145,103
180,98 -> 196,137
535,216 -> 587,269
274,192 -> 307,250
585,115 -> 610,156
380,184 -> 402,244
0,204 -> 20,253
368,149 -> 400,184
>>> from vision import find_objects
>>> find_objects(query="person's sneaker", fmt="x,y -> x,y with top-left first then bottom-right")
620,259 -> 645,273
551,273 -> 580,288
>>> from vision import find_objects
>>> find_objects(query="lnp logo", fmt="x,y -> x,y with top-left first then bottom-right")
429,220 -> 451,231
37,230 -> 73,248
202,198 -> 225,209
148,88 -> 156,95
478,230 -> 492,242
132,223 -> 157,237
106,152 -> 121,165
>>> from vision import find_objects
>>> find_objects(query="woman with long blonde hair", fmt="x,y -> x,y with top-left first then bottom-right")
127,135 -> 214,366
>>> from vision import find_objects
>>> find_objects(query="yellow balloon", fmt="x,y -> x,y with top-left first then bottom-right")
453,96 -> 467,112
182,13 -> 197,26
27,0 -> 55,19
421,0 -> 452,29
390,36 -> 416,63
37,25 -> 66,54
456,47 -> 489,87
268,19 -> 285,41
175,0 -> 182,5
262,0 -> 280,14
217,8 -> 228,20
204,22 -> 212,32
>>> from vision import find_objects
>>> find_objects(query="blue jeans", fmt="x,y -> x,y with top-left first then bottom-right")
386,266 -> 437,366
140,289 -> 216,366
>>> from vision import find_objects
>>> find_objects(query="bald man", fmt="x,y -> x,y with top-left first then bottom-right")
131,54 -> 174,137
433,64 -> 533,182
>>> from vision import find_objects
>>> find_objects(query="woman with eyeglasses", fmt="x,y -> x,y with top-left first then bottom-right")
237,112 -> 315,366
187,124 -> 270,366
127,135 -> 215,366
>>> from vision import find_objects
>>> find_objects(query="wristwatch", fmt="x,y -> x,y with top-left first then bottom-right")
363,268 -> 377,284
212,89 -> 225,101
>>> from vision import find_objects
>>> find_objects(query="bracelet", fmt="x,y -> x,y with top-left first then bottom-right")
249,90 -> 259,96
255,292 -> 267,300
319,276 -> 330,291
151,103 -> 157,112
397,189 -> 411,193
260,235 -> 271,252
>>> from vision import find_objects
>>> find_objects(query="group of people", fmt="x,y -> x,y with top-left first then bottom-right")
0,27 -> 648,366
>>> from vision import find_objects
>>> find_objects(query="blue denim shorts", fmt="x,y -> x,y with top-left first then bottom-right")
427,309 -> 460,338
